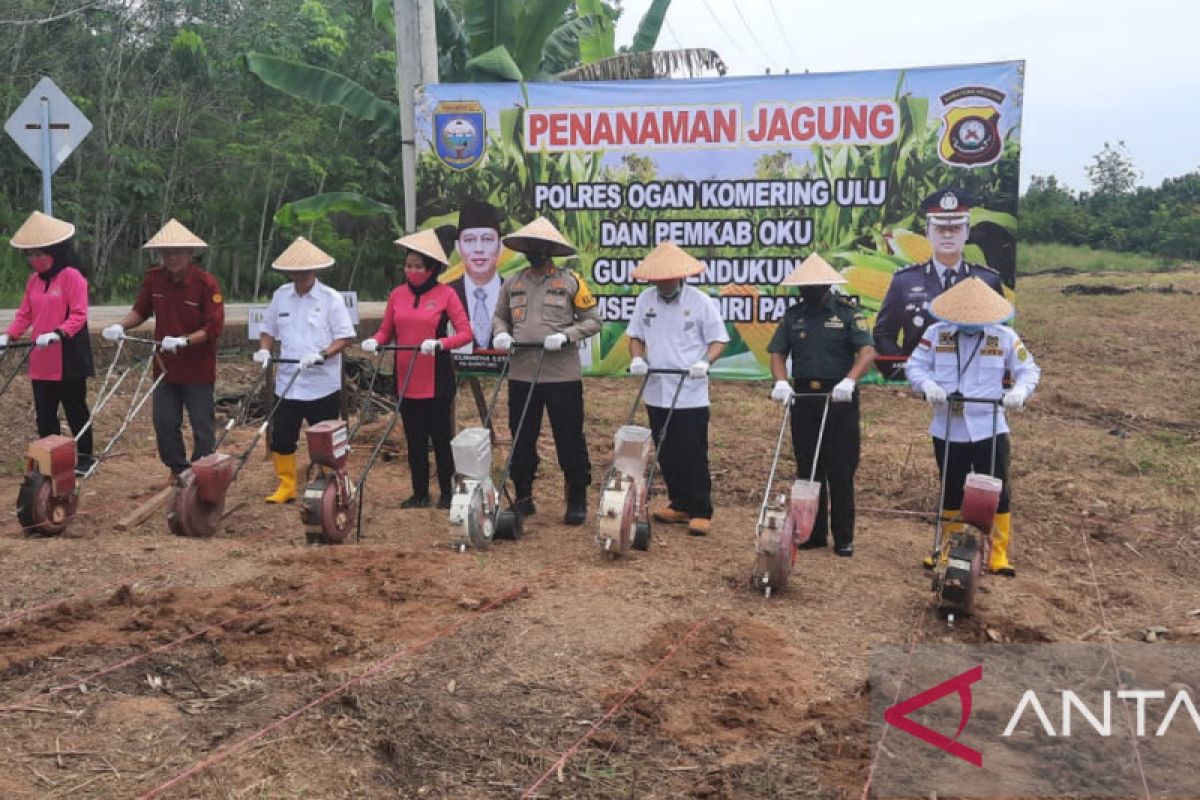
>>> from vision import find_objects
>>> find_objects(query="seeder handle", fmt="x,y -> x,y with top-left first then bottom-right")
378,344 -> 421,351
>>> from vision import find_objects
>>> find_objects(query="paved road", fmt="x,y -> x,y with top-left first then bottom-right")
0,302 -> 387,329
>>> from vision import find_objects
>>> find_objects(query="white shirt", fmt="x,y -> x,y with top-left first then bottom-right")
905,322 -> 1040,442
262,279 -> 356,401
452,273 -> 502,354
625,285 -> 729,409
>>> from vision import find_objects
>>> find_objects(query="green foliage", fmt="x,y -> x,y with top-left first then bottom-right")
1016,243 -> 1177,274
630,0 -> 671,52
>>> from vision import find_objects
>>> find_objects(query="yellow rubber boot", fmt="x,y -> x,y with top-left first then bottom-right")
265,452 -> 297,504
923,509 -> 963,569
989,512 -> 1015,577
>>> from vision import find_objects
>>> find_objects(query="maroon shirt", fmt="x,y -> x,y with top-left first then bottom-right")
132,264 -> 225,384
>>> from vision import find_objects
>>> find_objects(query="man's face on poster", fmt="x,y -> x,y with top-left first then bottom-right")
927,219 -> 969,262
457,227 -> 501,284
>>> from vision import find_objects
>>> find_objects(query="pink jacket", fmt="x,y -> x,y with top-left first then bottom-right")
7,267 -> 91,381
372,283 -> 472,399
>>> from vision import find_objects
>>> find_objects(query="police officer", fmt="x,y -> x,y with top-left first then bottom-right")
254,237 -> 356,504
767,254 -> 876,557
873,189 -> 1004,379
492,216 -> 601,525
103,219 -> 225,486
904,277 -> 1040,576
626,242 -> 729,537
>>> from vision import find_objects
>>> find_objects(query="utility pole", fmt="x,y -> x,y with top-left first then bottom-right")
394,0 -> 439,234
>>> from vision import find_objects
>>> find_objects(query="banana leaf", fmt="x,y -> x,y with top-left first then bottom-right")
371,0 -> 394,35
829,250 -> 907,272
575,0 -> 615,64
631,0 -> 672,52
466,46 -> 524,82
274,192 -> 397,228
245,53 -> 399,136
513,0 -> 574,77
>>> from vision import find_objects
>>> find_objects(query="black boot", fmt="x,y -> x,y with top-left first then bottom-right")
511,480 -> 536,516
564,481 -> 588,526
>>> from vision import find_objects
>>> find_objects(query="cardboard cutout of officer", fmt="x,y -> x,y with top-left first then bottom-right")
872,189 -> 1004,379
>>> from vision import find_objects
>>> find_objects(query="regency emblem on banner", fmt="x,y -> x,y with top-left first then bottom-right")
937,86 -> 1005,167
434,100 -> 485,171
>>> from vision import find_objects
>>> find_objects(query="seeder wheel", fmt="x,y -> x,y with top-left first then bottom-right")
16,474 -> 76,537
632,520 -> 652,551
937,533 -> 982,616
493,510 -> 523,541
167,473 -> 226,538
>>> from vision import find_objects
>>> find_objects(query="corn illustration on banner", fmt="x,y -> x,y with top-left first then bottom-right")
415,61 -> 1024,379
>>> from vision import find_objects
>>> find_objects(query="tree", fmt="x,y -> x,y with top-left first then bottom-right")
1085,140 -> 1140,197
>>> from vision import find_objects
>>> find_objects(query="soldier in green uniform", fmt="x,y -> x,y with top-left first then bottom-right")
767,254 -> 876,556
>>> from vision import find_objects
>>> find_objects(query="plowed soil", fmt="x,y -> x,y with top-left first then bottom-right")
0,269 -> 1197,798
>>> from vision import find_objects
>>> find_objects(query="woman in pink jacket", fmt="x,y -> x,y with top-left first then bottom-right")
361,230 -> 472,509
3,212 -> 96,474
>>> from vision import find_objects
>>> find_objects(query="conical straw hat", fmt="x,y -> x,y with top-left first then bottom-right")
929,276 -> 1013,326
502,216 -> 576,257
10,211 -> 75,249
143,218 -> 207,249
631,242 -> 705,280
394,228 -> 449,266
780,253 -> 847,286
272,236 -> 335,271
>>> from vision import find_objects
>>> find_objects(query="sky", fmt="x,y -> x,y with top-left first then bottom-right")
614,0 -> 1199,193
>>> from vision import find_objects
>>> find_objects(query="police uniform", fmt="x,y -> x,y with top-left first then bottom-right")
492,264 -> 601,505
767,293 -> 873,550
872,188 -> 1005,379
626,284 -> 729,522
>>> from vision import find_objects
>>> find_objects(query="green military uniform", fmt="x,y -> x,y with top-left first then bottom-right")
767,293 -> 873,549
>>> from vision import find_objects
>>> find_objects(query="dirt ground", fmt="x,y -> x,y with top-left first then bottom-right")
0,269 -> 1197,799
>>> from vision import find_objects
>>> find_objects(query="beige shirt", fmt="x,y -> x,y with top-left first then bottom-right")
493,265 -> 601,382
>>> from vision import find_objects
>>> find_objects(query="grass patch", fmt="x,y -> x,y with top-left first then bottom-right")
1018,243 -> 1180,275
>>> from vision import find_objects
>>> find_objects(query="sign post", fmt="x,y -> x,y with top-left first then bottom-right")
4,77 -> 93,215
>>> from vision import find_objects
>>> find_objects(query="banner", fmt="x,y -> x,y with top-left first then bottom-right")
415,61 -> 1024,378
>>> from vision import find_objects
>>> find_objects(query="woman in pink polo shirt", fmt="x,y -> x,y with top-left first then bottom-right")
3,212 -> 96,474
361,230 -> 472,509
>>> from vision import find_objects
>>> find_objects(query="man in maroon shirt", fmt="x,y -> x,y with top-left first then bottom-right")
104,220 -> 225,483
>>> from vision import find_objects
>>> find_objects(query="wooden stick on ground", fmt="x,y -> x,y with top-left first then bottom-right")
114,486 -> 173,532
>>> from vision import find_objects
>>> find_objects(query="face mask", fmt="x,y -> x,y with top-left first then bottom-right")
528,251 -> 551,268
799,286 -> 827,305
955,323 -> 985,334
657,281 -> 682,301
406,269 -> 432,288
29,255 -> 53,274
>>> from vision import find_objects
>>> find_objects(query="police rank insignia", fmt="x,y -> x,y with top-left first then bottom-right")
937,87 -> 1005,167
434,101 -> 485,171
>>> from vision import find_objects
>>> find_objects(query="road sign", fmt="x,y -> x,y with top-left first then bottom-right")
5,77 -> 92,174
4,77 -> 93,215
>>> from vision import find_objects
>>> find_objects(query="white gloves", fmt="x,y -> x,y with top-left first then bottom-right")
544,332 -> 568,351
771,380 -> 793,404
493,332 -> 514,351
420,338 -> 441,355
831,377 -> 856,403
1003,386 -> 1028,411
628,356 -> 648,376
253,348 -> 272,369
360,338 -> 379,354
920,380 -> 947,406
35,331 -> 60,348
0,333 -> 8,350
299,352 -> 325,370
688,360 -> 710,379
160,335 -> 188,353
102,323 -> 125,342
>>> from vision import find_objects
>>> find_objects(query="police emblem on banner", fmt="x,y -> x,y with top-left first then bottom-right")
937,86 -> 1005,167
434,101 -> 485,171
